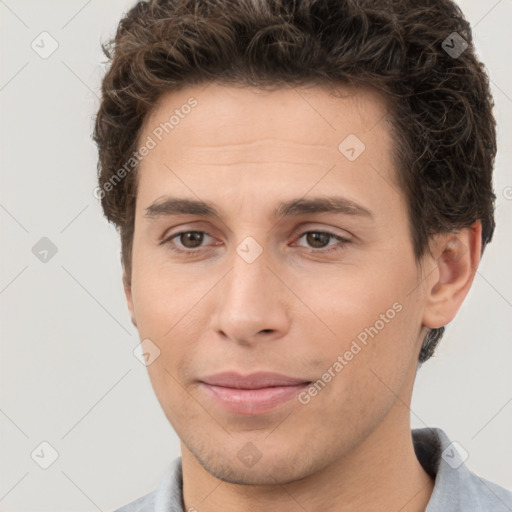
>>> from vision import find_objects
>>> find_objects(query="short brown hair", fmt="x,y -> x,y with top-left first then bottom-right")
93,0 -> 497,363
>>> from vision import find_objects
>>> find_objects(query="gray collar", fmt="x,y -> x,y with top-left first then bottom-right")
413,427 -> 512,511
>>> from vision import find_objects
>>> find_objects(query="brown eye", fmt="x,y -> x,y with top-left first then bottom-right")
177,231 -> 205,249
162,230 -> 213,253
296,231 -> 350,253
305,232 -> 331,249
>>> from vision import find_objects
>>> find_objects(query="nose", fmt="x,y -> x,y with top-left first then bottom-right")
210,244 -> 290,346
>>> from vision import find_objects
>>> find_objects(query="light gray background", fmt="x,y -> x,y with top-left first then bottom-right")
0,1 -> 511,510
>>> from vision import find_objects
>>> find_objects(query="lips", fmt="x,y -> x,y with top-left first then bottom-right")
198,372 -> 312,415
200,371 -> 310,389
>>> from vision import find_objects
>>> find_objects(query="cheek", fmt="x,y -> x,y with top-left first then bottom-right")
299,266 -> 403,337
305,264 -> 421,385
130,256 -> 211,382
131,247 -> 188,332
305,306 -> 416,440
129,275 -> 184,394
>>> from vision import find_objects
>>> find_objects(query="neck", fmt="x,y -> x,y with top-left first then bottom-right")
181,403 -> 434,512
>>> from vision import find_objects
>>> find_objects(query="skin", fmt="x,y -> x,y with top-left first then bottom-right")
123,82 -> 481,512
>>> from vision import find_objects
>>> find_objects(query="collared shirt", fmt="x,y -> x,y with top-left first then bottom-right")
113,427 -> 512,511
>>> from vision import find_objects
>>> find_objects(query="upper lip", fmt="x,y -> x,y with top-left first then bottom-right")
200,372 -> 311,389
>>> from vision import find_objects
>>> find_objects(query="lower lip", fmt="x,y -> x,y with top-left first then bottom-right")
199,382 -> 310,415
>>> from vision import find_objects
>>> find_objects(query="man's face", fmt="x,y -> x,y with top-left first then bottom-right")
126,83 -> 429,484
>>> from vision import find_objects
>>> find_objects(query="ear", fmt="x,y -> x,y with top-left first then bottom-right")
422,221 -> 482,330
122,267 -> 137,328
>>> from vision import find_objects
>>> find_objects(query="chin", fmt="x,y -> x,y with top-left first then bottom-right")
188,439 -> 319,486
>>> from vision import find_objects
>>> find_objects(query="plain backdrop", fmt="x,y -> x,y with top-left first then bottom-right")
0,1 -> 511,510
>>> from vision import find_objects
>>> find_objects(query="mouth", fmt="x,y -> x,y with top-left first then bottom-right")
198,371 -> 312,415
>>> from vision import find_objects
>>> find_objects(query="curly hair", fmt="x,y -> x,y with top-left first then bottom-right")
93,0 -> 497,363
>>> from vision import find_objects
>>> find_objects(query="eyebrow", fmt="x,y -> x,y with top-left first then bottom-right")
144,195 -> 374,220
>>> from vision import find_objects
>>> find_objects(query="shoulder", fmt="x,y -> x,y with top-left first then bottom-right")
461,472 -> 512,510
112,490 -> 157,512
111,457 -> 184,512
412,427 -> 512,511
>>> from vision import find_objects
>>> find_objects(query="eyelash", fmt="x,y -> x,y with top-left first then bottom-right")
160,230 -> 351,255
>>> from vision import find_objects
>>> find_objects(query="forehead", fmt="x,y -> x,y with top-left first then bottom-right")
141,82 -> 391,150
134,82 -> 401,217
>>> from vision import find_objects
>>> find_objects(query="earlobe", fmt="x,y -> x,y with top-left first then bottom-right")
422,222 -> 482,330
123,271 -> 137,328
